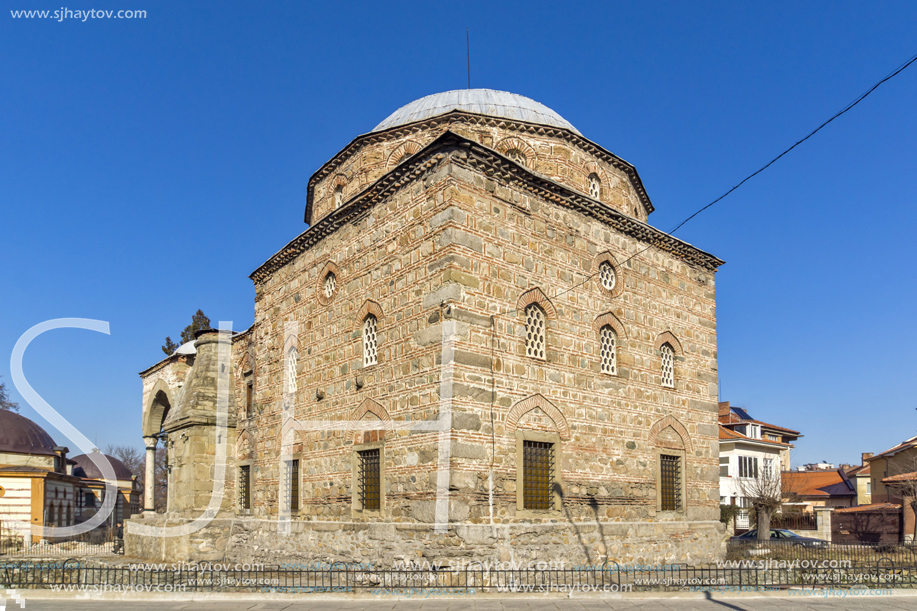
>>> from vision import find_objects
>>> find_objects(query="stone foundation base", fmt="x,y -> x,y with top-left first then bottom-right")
126,513 -> 726,567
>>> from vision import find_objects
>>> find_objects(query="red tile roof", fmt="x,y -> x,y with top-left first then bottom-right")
846,463 -> 871,477
882,472 -> 917,484
869,436 -> 917,460
718,425 -> 791,446
782,470 -> 856,497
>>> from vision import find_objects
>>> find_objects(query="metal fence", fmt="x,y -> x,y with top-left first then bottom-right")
727,540 -> 917,565
0,538 -> 119,558
0,557 -> 915,593
772,513 -> 818,531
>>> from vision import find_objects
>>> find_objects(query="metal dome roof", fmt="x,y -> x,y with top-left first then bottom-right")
71,452 -> 134,481
0,410 -> 58,456
373,89 -> 581,135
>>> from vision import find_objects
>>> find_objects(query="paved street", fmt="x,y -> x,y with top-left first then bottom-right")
9,594 -> 917,611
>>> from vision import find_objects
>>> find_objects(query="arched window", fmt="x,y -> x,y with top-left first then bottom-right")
323,271 -> 337,299
660,343 -> 675,388
334,185 -> 343,209
363,315 -> 378,366
588,173 -> 601,199
598,261 -> 616,292
287,347 -> 298,393
506,149 -> 527,165
525,304 -> 546,359
600,325 -> 617,375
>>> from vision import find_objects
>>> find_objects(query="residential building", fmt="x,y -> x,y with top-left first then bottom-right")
781,469 -> 856,512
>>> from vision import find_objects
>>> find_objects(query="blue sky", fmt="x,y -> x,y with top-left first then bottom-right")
1,1 -> 915,467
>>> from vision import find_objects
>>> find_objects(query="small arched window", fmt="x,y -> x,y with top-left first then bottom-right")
598,261 -> 616,292
363,315 -> 378,366
323,272 -> 337,299
525,304 -> 546,359
287,348 -> 298,393
506,149 -> 527,165
588,173 -> 601,199
600,325 -> 617,375
334,185 -> 343,209
660,343 -> 675,388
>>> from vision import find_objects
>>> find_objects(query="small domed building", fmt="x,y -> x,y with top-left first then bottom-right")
134,90 -> 725,565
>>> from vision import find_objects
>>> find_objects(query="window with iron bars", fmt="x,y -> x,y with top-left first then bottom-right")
659,454 -> 682,511
358,449 -> 381,511
288,459 -> 300,513
239,465 -> 251,511
522,440 -> 555,510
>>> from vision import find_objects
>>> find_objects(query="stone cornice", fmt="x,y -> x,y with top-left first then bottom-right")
251,131 -> 723,285
304,110 -> 655,224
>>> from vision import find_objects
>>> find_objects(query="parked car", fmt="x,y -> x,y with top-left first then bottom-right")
730,529 -> 828,548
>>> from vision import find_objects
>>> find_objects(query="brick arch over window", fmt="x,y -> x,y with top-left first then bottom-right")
349,398 -> 394,444
316,260 -> 341,305
592,311 -> 627,341
648,415 -> 693,452
237,351 -> 254,376
506,394 -> 571,441
388,141 -> 422,166
516,287 -> 557,319
143,379 -> 173,437
283,334 -> 300,354
330,174 -> 347,190
356,299 -> 384,325
654,331 -> 684,356
237,429 -> 254,460
495,137 -> 536,168
593,251 -> 625,298
583,161 -> 609,194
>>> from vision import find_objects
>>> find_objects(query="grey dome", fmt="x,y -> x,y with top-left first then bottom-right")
0,410 -> 58,456
71,452 -> 134,481
373,89 -> 581,135
174,341 -> 196,355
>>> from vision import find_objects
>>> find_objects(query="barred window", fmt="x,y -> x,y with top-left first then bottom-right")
323,272 -> 336,299
660,454 -> 682,511
600,325 -> 617,375
359,449 -> 381,511
525,304 -> 546,359
588,173 -> 601,199
363,315 -> 378,366
660,343 -> 674,387
288,459 -> 300,513
334,185 -> 343,209
598,261 -> 616,292
287,348 -> 298,393
239,465 -> 251,510
522,440 -> 555,510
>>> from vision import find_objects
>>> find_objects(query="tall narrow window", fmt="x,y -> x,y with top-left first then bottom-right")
287,348 -> 298,392
363,315 -> 378,366
738,456 -> 758,479
525,304 -> 546,359
522,440 -> 554,510
588,173 -> 601,199
660,454 -> 682,511
600,325 -> 617,375
358,449 -> 381,511
334,185 -> 343,209
323,272 -> 337,299
239,465 -> 251,510
245,381 -> 253,418
289,459 -> 300,513
660,343 -> 675,388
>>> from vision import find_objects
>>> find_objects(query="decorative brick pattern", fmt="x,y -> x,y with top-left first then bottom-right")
591,311 -> 626,340
315,261 -> 341,305
654,331 -> 684,356
387,141 -> 422,167
516,287 -> 557,319
349,398 -> 393,444
648,415 -> 693,452
593,251 -> 625,298
495,136 -> 536,168
506,394 -> 571,441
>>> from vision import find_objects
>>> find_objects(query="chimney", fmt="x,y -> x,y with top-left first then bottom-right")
862,452 -> 873,465
718,401 -> 730,417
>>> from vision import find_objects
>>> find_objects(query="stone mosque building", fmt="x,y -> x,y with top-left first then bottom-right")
130,90 -> 726,565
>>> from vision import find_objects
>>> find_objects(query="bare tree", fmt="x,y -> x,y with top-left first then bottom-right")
738,460 -> 783,541
104,444 -> 144,476
0,376 -> 19,412
883,453 -> 917,542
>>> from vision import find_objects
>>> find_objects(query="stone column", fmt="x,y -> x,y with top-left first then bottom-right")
815,506 -> 834,543
143,436 -> 157,513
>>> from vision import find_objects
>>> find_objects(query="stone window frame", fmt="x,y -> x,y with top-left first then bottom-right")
515,429 -> 562,517
588,173 -> 602,200
351,440 -> 386,518
283,334 -> 300,395
593,252 -> 625,299
331,174 -> 347,210
357,300 -> 384,369
316,261 -> 341,305
654,331 -> 684,389
655,448 -> 687,517
281,452 -> 302,517
592,312 -> 626,377
516,288 -> 557,362
237,459 -> 253,515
